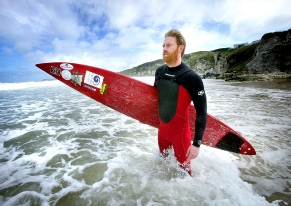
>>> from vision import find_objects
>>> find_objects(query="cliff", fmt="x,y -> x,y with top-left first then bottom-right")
120,29 -> 291,81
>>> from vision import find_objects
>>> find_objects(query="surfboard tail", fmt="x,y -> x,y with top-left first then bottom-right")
216,132 -> 256,155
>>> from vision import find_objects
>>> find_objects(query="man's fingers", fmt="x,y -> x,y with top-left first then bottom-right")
186,147 -> 190,156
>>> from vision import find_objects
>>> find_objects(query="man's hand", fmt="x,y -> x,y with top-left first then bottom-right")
186,145 -> 200,162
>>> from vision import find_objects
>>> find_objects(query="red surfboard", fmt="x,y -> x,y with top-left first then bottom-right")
36,62 -> 256,155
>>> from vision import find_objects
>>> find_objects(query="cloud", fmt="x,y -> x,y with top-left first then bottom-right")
0,0 -> 291,82
15,42 -> 33,53
2,47 -> 13,55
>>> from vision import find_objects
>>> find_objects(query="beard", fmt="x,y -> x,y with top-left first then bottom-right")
163,47 -> 179,65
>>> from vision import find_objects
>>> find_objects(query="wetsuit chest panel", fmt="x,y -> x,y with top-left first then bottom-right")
157,79 -> 179,123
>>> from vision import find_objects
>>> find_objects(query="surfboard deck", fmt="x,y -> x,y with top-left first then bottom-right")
36,62 -> 256,155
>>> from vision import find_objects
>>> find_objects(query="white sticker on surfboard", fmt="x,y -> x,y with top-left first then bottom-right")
84,71 -> 104,89
60,63 -> 74,70
61,70 -> 71,80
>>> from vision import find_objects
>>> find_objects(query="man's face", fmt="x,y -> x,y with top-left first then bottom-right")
162,36 -> 181,64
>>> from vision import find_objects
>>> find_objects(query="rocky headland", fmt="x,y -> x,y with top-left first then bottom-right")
120,29 -> 291,82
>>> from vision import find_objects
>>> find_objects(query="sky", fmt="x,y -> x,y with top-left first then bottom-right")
0,0 -> 290,83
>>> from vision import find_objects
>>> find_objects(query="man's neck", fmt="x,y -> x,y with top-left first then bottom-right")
167,62 -> 183,72
166,59 -> 182,68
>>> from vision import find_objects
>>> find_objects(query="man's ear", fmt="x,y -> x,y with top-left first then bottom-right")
179,45 -> 185,53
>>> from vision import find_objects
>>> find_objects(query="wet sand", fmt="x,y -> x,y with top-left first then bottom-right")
229,79 -> 291,91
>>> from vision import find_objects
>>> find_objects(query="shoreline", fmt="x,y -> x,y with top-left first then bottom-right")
228,78 -> 291,91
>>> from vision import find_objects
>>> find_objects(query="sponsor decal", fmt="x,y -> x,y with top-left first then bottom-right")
100,83 -> 108,95
60,63 -> 73,70
84,84 -> 97,91
198,90 -> 204,96
84,71 -> 104,89
71,71 -> 83,86
61,70 -> 71,80
165,73 -> 175,77
50,66 -> 61,76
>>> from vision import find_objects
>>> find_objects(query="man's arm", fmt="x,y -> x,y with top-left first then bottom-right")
181,71 -> 207,161
183,71 -> 207,142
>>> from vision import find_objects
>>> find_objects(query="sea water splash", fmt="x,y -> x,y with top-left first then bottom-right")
0,77 -> 290,205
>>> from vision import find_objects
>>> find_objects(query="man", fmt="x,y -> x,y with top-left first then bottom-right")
154,29 -> 207,175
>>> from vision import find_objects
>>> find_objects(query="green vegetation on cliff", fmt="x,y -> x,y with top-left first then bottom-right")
121,59 -> 164,76
225,43 -> 258,73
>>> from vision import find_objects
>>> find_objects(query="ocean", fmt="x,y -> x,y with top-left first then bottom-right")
0,77 -> 290,206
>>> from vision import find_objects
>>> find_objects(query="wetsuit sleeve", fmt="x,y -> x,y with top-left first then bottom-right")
182,72 -> 207,143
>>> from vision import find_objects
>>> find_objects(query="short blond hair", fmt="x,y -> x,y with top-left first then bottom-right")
165,29 -> 186,56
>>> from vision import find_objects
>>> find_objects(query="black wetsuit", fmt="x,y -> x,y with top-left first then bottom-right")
154,62 -> 207,171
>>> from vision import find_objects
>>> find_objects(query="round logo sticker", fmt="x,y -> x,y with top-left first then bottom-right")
93,75 -> 100,85
61,70 -> 71,80
60,63 -> 74,70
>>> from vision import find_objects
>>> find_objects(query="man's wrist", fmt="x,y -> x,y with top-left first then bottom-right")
193,139 -> 202,148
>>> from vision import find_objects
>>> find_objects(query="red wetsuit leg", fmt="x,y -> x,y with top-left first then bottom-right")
165,114 -> 192,175
171,122 -> 192,175
158,123 -> 172,156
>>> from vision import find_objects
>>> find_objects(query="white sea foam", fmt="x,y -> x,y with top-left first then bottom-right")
0,80 -> 62,91
0,77 -> 289,205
